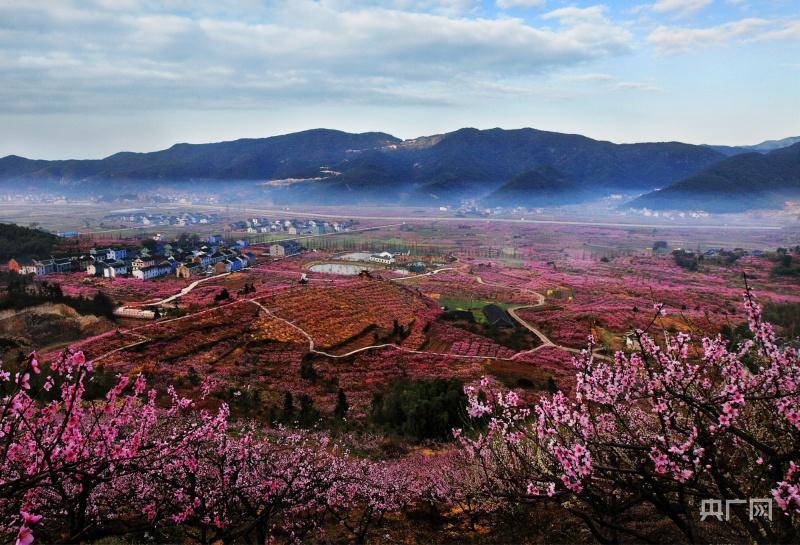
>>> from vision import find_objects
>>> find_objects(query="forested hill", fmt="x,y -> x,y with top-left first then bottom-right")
0,223 -> 58,261
630,142 -> 800,212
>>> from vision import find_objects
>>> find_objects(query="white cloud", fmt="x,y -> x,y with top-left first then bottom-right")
496,0 -> 546,9
541,5 -> 610,25
560,72 -> 615,81
613,81 -> 660,92
646,17 -> 789,53
327,0 -> 477,11
755,20 -> 800,41
0,0 -> 634,113
558,72 -> 660,93
650,0 -> 713,18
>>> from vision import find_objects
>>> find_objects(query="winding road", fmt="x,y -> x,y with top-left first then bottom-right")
89,260 -> 608,366
148,272 -> 231,306
255,261 -> 610,363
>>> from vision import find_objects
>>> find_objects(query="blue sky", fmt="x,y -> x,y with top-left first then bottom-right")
0,0 -> 798,158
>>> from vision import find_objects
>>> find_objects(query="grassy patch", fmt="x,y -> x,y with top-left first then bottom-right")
438,298 -> 512,324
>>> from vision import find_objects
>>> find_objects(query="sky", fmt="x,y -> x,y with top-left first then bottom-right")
0,0 -> 798,159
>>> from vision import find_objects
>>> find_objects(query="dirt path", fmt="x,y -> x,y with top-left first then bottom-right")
148,272 -> 231,306
87,261 -> 608,367
246,298 -> 513,361
391,266 -> 460,281
475,273 -> 611,361
395,267 -> 610,361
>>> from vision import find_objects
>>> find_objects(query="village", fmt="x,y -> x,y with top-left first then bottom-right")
9,235 -> 258,280
99,212 -> 356,237
3,215 -> 355,281
100,211 -> 223,228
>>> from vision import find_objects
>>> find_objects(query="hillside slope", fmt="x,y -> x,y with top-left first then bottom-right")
630,143 -> 800,212
483,167 -> 584,207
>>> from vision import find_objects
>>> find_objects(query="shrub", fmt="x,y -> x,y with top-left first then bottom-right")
371,377 -> 467,441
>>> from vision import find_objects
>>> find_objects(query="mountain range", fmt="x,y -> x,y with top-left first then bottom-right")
632,142 -> 800,212
2,128 -> 798,212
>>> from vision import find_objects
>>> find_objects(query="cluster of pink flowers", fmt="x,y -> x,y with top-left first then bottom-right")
0,350 -> 446,544
456,288 -> 800,542
428,322 -> 515,359
329,347 -> 484,416
263,280 -> 430,350
412,270 -> 538,305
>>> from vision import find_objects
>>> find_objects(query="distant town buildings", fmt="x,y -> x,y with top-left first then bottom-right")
9,258 -> 73,275
5,237 -> 259,282
103,261 -> 128,278
227,217 -> 353,236
101,212 -> 223,228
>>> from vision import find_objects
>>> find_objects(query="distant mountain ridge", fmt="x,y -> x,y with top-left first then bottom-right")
631,142 -> 800,212
0,129 -> 400,183
747,136 -> 800,152
705,136 -> 800,156
4,127 -> 796,211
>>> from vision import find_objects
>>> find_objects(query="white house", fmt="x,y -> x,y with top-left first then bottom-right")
132,262 -> 171,280
20,259 -> 56,275
624,331 -> 641,351
269,241 -> 302,257
86,261 -> 102,276
368,252 -> 395,265
131,256 -> 155,270
104,261 -> 128,278
107,248 -> 128,261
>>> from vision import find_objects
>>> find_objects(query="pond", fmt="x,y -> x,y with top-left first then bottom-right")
309,263 -> 376,275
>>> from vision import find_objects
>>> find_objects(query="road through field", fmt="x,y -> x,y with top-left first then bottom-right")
88,260 -> 607,367
147,271 -> 231,306
393,265 -> 611,360
184,204 -> 784,231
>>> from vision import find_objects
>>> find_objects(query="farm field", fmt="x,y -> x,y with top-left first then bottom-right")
24,220 -> 799,412
4,215 -> 800,544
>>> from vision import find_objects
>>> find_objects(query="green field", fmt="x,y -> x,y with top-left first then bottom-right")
438,298 -> 513,324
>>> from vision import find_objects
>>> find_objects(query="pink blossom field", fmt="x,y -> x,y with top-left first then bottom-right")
5,220 -> 800,543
